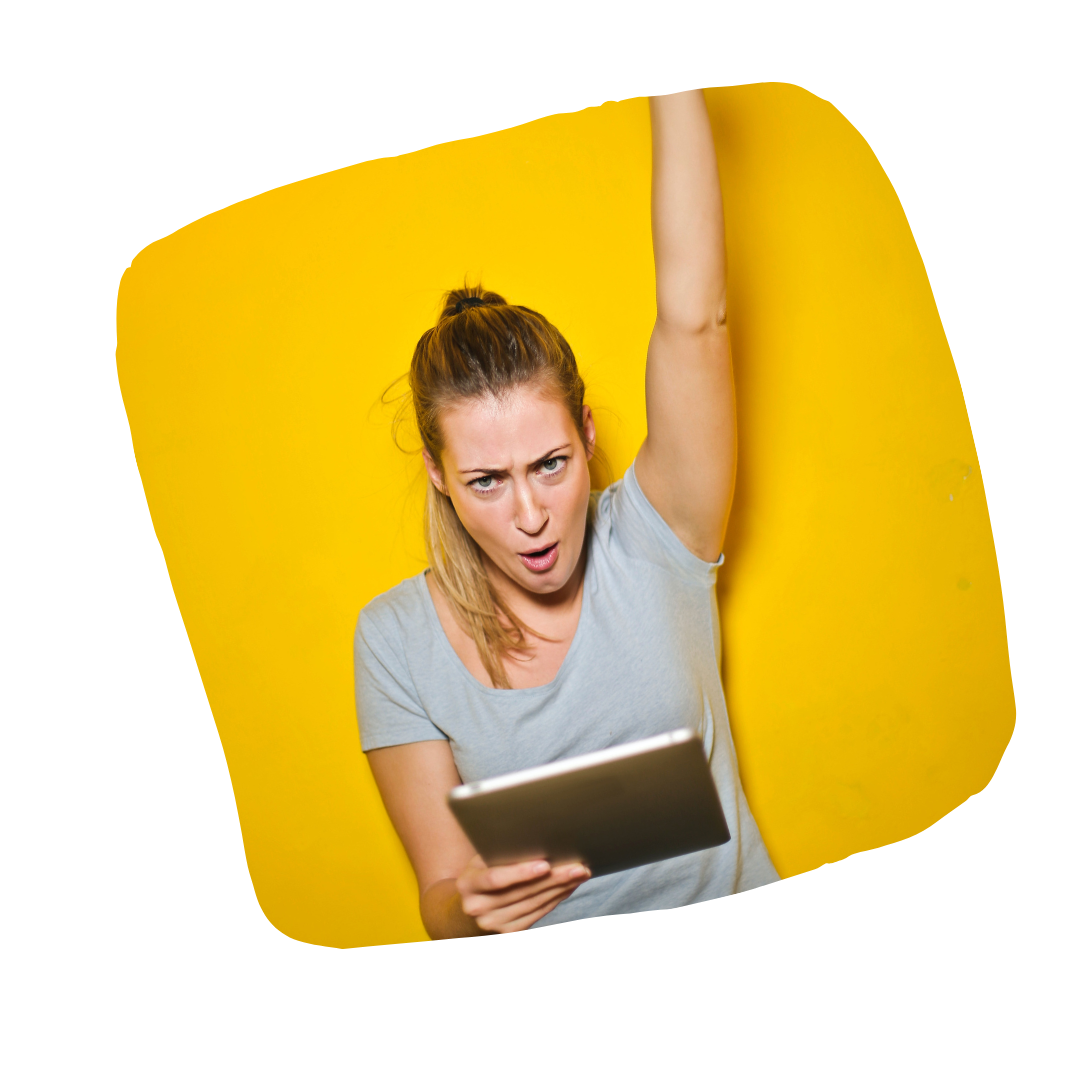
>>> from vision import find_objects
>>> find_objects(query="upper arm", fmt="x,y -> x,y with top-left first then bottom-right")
635,90 -> 735,563
636,321 -> 735,563
365,740 -> 477,895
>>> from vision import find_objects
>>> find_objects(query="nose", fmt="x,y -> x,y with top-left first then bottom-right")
513,481 -> 548,536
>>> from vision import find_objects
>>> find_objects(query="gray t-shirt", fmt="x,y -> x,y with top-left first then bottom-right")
354,462 -> 779,926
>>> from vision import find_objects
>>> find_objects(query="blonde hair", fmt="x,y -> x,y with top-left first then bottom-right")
397,285 -> 594,688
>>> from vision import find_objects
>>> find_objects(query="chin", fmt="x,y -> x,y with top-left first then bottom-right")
523,574 -> 569,594
516,557 -> 576,595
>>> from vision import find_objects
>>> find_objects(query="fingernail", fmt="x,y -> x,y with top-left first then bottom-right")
570,865 -> 589,879
532,861 -> 549,873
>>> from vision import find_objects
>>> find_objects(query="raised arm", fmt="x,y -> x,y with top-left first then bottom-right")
635,89 -> 734,563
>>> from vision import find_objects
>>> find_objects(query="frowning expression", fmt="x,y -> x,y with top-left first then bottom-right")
424,384 -> 595,598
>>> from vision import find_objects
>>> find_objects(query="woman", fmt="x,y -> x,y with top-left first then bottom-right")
354,89 -> 778,938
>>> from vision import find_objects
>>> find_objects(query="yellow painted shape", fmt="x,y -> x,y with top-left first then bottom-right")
117,83 -> 1014,948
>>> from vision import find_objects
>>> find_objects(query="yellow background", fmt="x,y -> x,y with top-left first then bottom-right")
116,83 -> 1014,948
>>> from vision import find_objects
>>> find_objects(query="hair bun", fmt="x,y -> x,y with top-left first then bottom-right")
454,296 -> 487,314
439,285 -> 508,323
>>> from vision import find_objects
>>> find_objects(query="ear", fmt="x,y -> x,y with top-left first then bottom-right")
581,403 -> 597,462
422,448 -> 449,495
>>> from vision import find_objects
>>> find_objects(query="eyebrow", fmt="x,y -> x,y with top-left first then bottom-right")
459,444 -> 572,477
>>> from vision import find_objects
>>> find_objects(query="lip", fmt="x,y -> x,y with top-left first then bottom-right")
518,542 -> 559,573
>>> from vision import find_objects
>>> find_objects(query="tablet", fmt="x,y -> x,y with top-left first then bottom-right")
447,728 -> 730,877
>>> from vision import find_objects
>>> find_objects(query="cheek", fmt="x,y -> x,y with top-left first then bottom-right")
556,471 -> 592,525
453,494 -> 511,547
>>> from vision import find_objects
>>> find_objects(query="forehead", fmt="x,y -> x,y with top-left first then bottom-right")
439,387 -> 576,468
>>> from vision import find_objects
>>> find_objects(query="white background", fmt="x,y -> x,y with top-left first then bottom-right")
3,1 -> 1077,1075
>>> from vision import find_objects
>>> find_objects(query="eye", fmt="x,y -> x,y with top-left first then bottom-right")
469,475 -> 500,493
537,457 -> 567,477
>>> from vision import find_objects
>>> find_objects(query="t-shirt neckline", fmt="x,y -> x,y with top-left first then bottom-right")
416,552 -> 593,697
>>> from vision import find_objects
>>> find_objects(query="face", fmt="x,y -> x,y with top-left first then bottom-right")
423,385 -> 596,600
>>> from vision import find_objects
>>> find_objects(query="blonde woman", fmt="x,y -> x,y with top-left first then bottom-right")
354,90 -> 778,938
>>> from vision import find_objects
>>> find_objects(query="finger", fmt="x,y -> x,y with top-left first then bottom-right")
474,880 -> 583,933
460,873 -> 555,919
492,862 -> 588,903
461,864 -> 589,917
493,887 -> 580,934
549,862 -> 590,884
482,860 -> 553,892
476,885 -> 576,934
458,861 -> 551,918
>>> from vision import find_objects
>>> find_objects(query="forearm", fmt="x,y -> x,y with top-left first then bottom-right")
649,90 -> 726,332
420,877 -> 487,940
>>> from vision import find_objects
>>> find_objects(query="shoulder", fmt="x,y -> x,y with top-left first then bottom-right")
591,460 -> 657,527
354,571 -> 448,749
591,460 -> 658,545
356,572 -> 430,655
354,571 -> 436,712
591,461 -> 723,583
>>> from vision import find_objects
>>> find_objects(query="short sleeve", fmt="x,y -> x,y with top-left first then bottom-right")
354,607 -> 448,751
602,460 -> 724,584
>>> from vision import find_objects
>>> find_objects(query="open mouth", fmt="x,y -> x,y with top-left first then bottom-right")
518,542 -> 559,573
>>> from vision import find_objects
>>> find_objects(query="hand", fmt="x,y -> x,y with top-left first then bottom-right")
456,854 -> 590,933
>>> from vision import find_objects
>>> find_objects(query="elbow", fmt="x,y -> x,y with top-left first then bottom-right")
656,285 -> 727,336
657,301 -> 728,337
